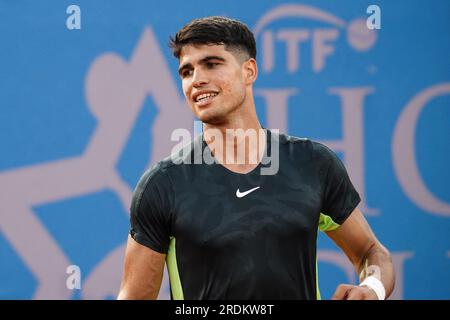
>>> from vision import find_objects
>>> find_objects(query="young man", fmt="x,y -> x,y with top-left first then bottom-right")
117,16 -> 395,300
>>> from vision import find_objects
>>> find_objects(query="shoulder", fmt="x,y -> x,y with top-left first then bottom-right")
273,130 -> 310,152
273,130 -> 333,160
310,141 -> 338,161
132,162 -> 170,210
133,134 -> 202,198
274,130 -> 308,145
131,159 -> 177,217
138,133 -> 202,184
135,162 -> 168,191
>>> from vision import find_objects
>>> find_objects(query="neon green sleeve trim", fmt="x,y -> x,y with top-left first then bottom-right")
317,213 -> 340,299
316,260 -> 321,300
318,213 -> 340,232
167,237 -> 184,300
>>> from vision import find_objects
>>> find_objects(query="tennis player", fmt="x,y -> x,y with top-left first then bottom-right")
117,16 -> 395,300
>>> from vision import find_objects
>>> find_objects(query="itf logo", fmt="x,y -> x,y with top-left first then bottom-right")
252,3 -> 381,217
253,4 -> 378,74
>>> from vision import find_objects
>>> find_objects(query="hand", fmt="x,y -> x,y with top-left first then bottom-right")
331,284 -> 379,300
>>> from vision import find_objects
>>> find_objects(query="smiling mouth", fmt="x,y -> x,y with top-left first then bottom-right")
194,92 -> 218,106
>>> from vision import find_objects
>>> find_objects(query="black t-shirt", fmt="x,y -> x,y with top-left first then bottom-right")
130,130 -> 361,300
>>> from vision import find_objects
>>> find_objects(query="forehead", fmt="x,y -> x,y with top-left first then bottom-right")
178,44 -> 235,66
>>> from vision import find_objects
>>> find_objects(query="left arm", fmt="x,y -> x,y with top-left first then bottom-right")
325,208 -> 395,300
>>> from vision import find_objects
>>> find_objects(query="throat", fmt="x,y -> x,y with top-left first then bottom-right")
204,128 -> 267,174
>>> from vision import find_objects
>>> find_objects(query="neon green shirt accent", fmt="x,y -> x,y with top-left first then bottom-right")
316,260 -> 321,300
319,213 -> 341,232
167,237 -> 184,300
317,213 -> 341,299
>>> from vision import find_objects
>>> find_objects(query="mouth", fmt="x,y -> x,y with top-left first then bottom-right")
193,91 -> 219,107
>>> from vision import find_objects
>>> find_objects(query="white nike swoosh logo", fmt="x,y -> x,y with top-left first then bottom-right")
236,186 -> 261,198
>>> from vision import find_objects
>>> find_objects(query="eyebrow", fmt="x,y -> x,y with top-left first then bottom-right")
178,55 -> 226,76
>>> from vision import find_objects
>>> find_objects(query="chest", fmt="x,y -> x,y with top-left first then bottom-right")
171,165 -> 323,249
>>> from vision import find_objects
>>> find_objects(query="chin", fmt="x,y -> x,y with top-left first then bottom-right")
198,114 -> 222,125
197,110 -> 227,125
200,103 -> 240,124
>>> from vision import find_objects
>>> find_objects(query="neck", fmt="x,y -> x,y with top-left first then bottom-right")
203,96 -> 266,171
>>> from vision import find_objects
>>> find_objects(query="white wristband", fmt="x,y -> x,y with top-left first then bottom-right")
359,276 -> 386,300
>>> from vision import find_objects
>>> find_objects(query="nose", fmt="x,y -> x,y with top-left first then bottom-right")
192,68 -> 209,88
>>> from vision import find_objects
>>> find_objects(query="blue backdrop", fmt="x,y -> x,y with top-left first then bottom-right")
1,0 -> 449,299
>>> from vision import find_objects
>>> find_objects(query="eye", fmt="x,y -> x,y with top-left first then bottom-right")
181,69 -> 193,78
206,62 -> 219,69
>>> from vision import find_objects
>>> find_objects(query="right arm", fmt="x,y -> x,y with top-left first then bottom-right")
117,235 -> 166,300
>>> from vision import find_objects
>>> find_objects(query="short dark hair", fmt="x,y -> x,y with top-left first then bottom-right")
169,16 -> 256,60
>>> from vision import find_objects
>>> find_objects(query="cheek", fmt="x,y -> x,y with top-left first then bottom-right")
221,81 -> 234,95
220,71 -> 244,96
182,81 -> 191,100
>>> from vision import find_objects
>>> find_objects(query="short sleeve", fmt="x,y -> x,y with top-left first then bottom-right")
315,143 -> 361,226
129,164 -> 173,253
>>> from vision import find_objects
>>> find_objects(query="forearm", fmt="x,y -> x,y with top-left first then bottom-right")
117,236 -> 166,300
358,243 -> 395,299
327,209 -> 395,300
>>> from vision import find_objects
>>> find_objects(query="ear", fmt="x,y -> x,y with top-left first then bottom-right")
243,58 -> 258,85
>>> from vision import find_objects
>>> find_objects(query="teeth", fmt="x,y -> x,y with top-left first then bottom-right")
195,92 -> 218,102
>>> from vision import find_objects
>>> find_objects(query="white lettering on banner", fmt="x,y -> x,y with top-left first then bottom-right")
269,28 -> 339,73
254,4 -> 377,73
393,83 -> 450,216
276,29 -> 310,73
313,29 -> 339,72
262,30 -> 274,72
318,250 -> 413,299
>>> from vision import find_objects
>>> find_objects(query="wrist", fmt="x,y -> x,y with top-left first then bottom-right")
359,276 -> 386,300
